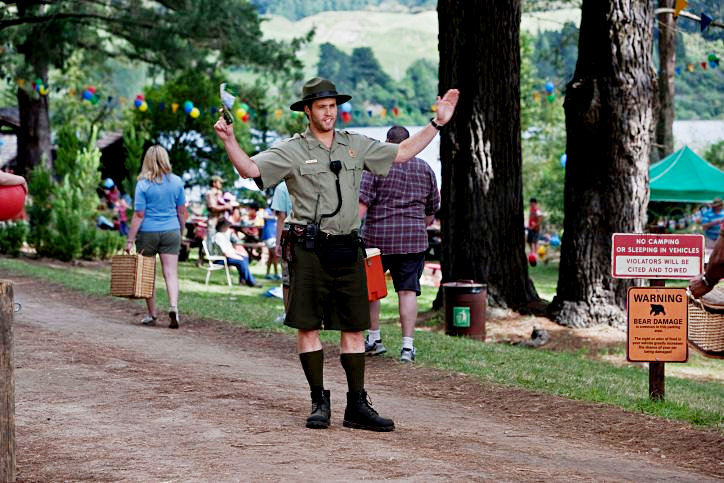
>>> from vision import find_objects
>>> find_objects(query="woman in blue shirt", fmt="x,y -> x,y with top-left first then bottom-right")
125,145 -> 188,328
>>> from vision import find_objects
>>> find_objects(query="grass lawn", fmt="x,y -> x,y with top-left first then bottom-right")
1,254 -> 722,430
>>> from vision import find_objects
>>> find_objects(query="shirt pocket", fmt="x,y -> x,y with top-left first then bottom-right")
299,162 -> 330,177
343,158 -> 362,188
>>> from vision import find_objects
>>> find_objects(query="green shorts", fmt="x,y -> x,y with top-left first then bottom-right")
136,230 -> 181,256
285,244 -> 370,331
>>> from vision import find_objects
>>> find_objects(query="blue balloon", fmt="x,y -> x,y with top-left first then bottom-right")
560,153 -> 567,167
339,102 -> 352,113
550,234 -> 561,247
183,100 -> 194,114
82,90 -> 94,101
133,98 -> 143,108
544,81 -> 555,94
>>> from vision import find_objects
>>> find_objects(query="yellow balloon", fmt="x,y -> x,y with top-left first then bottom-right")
235,107 -> 246,120
39,86 -> 48,96
431,104 -> 438,112
274,108 -> 283,119
537,245 -> 547,259
139,101 -> 148,112
190,107 -> 200,118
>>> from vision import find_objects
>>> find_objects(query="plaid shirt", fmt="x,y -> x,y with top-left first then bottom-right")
360,157 -> 440,254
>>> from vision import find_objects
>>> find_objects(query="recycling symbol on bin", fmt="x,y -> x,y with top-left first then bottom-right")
453,306 -> 470,328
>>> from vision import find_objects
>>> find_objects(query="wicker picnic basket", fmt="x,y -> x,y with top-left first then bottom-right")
110,253 -> 156,299
687,286 -> 724,358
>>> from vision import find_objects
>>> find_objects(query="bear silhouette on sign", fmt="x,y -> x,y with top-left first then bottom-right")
650,304 -> 666,316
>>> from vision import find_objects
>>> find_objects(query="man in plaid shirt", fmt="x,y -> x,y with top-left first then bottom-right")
358,125 -> 440,362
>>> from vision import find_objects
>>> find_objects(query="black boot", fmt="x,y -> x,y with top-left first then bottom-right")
343,390 -> 394,432
306,389 -> 331,429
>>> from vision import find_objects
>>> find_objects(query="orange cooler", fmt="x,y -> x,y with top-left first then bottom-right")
364,248 -> 387,301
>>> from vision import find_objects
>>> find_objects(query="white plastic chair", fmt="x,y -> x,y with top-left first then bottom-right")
201,239 -> 232,287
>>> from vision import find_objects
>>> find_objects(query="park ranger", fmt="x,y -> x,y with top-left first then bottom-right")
214,77 -> 459,431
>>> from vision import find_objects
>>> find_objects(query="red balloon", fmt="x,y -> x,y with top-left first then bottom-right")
0,185 -> 26,221
86,86 -> 96,94
528,253 -> 537,267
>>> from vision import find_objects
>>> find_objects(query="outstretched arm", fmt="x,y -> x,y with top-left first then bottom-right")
395,89 -> 460,162
214,114 -> 261,179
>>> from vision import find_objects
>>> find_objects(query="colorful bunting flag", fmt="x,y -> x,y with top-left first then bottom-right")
674,0 -> 688,17
700,12 -> 713,31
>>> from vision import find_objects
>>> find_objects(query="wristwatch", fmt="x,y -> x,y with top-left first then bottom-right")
430,117 -> 443,130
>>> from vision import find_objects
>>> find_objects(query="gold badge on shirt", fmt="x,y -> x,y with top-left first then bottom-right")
348,148 -> 357,158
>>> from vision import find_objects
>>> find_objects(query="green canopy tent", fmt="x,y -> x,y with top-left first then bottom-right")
649,146 -> 724,203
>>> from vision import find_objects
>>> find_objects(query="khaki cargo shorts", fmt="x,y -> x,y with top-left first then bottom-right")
136,230 -> 181,256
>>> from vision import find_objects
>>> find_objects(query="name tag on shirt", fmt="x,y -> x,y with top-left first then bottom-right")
305,159 -> 318,164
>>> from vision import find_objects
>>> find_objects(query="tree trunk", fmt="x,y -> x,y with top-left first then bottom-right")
550,0 -> 656,328
437,0 -> 537,309
654,0 -> 676,161
15,61 -> 52,178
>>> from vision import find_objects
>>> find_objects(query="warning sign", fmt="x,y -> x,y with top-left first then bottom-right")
627,287 -> 688,363
612,233 -> 704,279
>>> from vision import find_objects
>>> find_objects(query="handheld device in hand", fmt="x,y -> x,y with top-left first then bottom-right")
220,83 -> 235,125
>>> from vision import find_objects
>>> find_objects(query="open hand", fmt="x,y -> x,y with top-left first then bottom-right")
434,89 -> 460,125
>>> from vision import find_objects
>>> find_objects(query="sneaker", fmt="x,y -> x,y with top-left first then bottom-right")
168,309 -> 179,329
400,347 -> 416,363
343,390 -> 394,432
306,389 -> 331,429
274,313 -> 286,323
364,339 -> 387,356
140,314 -> 157,326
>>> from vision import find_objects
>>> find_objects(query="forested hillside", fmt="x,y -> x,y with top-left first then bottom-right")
252,0 -> 435,20
257,1 -> 721,121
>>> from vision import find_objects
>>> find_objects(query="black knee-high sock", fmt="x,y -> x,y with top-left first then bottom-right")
340,353 -> 365,393
299,349 -> 324,391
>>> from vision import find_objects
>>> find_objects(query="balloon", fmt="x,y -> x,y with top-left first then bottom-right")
546,93 -> 556,103
341,111 -> 352,123
135,94 -> 145,101
241,113 -> 250,123
38,86 -> 48,95
710,60 -> 719,69
274,108 -> 283,119
86,86 -> 96,94
138,101 -> 148,112
708,53 -> 718,62
339,102 -> 352,113
528,253 -> 537,267
0,185 -> 26,221
190,107 -> 200,118
82,90 -> 94,101
183,100 -> 194,113
537,245 -> 547,259
560,153 -> 567,167
240,102 -> 250,112
392,106 -> 399,117
133,98 -> 143,108
171,103 -> 179,113
431,104 -> 437,112
544,81 -> 554,93
550,234 -> 561,248
235,107 -> 246,120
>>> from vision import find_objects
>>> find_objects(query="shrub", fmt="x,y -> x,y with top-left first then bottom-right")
0,221 -> 29,257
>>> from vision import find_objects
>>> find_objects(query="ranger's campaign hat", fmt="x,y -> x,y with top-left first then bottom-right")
289,77 -> 352,112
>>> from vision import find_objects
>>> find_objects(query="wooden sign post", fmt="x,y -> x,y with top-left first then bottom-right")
0,281 -> 15,482
612,233 -> 703,401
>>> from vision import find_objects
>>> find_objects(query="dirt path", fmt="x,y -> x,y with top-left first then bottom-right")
5,275 -> 723,481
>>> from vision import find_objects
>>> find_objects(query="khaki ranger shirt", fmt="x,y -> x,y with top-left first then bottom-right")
252,128 -> 398,235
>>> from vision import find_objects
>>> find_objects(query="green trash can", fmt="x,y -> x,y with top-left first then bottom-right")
443,280 -> 486,340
